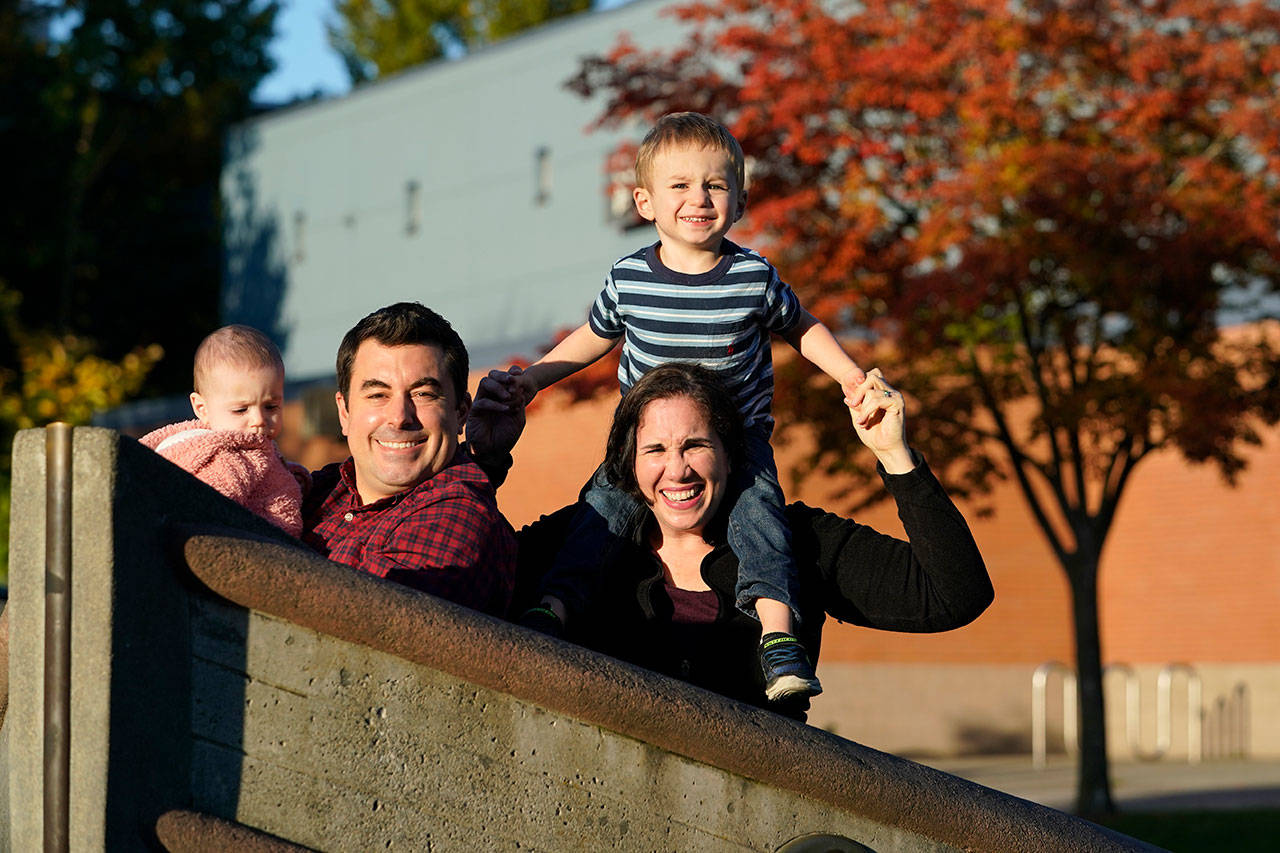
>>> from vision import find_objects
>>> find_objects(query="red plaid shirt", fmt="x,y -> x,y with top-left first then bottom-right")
302,452 -> 517,617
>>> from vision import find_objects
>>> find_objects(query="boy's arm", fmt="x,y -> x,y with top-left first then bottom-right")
782,311 -> 866,397
518,322 -> 618,401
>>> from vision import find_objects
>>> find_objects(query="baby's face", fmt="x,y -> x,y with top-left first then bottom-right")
191,362 -> 285,439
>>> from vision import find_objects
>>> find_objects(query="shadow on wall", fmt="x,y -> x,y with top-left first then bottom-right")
221,126 -> 291,352
952,720 -> 1033,757
3,431 -> 281,848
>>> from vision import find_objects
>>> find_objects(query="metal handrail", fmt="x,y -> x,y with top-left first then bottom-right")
44,423 -> 73,853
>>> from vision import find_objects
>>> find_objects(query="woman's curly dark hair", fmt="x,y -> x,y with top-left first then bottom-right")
603,363 -> 746,501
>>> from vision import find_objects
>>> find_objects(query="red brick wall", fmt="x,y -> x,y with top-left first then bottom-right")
492,386 -> 1279,668
287,367 -> 1279,669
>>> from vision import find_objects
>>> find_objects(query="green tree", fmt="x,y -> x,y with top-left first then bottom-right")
568,0 -> 1280,816
329,0 -> 591,83
0,0 -> 278,393
0,285 -> 162,585
0,0 -> 278,583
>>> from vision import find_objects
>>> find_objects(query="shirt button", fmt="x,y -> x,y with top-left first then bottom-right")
344,512 -> 354,522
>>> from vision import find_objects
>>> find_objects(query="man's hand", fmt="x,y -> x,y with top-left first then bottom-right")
466,365 -> 529,458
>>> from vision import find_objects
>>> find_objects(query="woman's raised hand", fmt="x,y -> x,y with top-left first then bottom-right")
844,368 -> 915,474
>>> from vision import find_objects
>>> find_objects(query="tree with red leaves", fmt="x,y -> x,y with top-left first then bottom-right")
567,0 -> 1280,816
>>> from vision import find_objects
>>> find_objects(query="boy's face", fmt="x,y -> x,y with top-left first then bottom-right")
633,144 -> 745,267
191,362 -> 285,439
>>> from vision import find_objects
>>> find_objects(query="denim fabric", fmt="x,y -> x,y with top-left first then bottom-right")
728,423 -> 799,621
539,464 -> 646,619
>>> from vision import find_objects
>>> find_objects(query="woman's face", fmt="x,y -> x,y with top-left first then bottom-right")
633,394 -> 730,538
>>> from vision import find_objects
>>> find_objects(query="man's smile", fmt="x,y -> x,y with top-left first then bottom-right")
375,437 -> 426,449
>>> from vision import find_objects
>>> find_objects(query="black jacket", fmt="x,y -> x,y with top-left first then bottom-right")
513,458 -> 993,718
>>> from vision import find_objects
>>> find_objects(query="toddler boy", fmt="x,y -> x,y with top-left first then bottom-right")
141,324 -> 305,537
509,113 -> 866,702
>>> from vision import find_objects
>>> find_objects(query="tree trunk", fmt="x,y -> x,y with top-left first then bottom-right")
1067,557 -> 1116,817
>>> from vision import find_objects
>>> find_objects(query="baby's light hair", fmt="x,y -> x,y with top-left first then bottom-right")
193,325 -> 284,394
634,112 -> 746,193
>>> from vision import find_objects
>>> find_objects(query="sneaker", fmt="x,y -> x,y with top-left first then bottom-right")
760,632 -> 823,702
518,606 -> 564,638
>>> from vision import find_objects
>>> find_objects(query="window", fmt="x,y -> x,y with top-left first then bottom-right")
292,211 -> 306,262
405,179 -> 422,234
534,146 -> 552,206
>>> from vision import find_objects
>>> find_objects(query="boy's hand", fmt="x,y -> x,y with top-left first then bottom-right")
478,365 -> 536,409
468,367 -> 529,459
506,365 -> 540,407
838,364 -> 867,408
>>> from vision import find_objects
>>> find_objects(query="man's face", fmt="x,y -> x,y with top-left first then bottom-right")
336,340 -> 469,505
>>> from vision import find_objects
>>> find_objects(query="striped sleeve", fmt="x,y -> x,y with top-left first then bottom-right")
761,266 -> 803,335
588,272 -> 625,339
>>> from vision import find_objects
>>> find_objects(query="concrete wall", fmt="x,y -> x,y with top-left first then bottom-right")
2,426 -> 1154,851
811,663 -> 1275,760
189,598 -> 937,851
4,427 -> 298,850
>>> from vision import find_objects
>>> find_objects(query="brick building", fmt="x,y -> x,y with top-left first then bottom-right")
224,0 -> 1276,760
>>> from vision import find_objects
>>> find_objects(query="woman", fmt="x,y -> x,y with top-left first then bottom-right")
512,363 -> 993,718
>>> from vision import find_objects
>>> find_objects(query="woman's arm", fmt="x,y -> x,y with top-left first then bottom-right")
793,460 -> 993,632
794,369 -> 994,631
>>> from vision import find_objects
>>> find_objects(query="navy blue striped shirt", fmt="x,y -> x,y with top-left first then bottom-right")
588,241 -> 802,427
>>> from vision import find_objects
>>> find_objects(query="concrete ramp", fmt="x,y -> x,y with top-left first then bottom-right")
2,427 -> 1156,851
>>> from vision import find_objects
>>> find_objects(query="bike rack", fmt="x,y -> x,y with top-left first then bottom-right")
1105,662 -> 1202,764
1032,661 -> 1224,768
1031,661 -> 1076,769
1204,682 -> 1250,760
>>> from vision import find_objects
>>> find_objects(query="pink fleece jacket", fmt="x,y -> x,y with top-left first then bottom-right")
140,419 -> 304,537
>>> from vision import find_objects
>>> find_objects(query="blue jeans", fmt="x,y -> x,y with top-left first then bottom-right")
542,422 -> 799,623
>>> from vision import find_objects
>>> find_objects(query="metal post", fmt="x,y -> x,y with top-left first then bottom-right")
1157,664 -> 1201,765
44,423 -> 72,853
1031,661 -> 1076,769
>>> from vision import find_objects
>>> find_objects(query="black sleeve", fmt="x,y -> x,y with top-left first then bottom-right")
791,456 -> 994,632
509,504 -> 579,617
462,444 -> 513,489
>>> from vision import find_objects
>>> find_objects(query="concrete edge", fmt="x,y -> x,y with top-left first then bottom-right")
176,525 -> 1156,853
156,809 -> 317,853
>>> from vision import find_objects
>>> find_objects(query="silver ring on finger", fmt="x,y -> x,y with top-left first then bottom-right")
882,389 -> 894,398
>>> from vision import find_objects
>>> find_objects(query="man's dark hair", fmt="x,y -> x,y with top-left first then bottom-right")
603,362 -> 746,501
336,302 -> 469,400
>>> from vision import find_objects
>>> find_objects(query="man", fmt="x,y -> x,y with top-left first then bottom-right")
302,302 -> 518,617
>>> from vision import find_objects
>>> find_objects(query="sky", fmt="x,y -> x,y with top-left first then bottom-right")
254,0 -> 635,105
254,0 -> 351,104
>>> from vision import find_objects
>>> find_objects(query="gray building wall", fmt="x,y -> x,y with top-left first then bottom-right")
222,0 -> 685,381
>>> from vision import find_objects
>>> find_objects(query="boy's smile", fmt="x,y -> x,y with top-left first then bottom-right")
633,144 -> 745,274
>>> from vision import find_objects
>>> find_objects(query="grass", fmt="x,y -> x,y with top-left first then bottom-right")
1097,809 -> 1280,852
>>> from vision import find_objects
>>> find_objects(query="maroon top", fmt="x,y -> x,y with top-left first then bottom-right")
665,582 -> 721,625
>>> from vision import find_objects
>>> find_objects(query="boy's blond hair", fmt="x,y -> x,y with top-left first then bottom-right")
634,112 -> 746,193
193,325 -> 284,393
